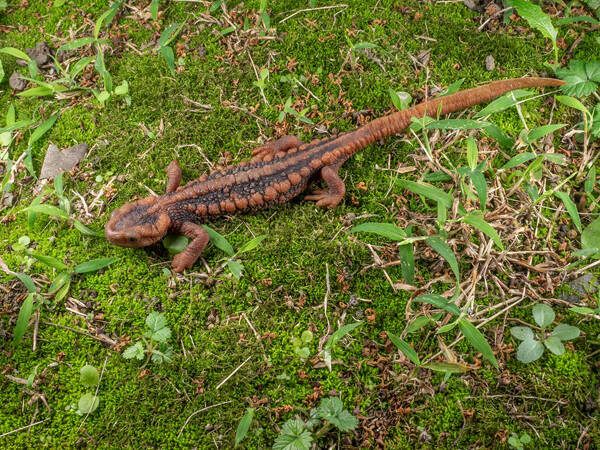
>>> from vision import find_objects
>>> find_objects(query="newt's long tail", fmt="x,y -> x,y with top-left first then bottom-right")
346,77 -> 564,153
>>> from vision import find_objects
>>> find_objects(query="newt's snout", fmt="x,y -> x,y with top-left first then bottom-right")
105,196 -> 170,248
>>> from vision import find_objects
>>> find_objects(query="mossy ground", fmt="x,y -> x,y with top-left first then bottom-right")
1,0 -> 599,448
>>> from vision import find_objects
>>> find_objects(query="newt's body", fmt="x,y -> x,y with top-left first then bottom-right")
105,77 -> 564,271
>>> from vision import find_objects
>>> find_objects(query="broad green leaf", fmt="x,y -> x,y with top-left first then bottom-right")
54,277 -> 71,302
80,365 -> 100,387
163,235 -> 189,254
462,212 -> 503,249
484,124 -> 515,150
13,293 -> 34,346
144,312 -> 171,342
437,321 -> 458,334
466,137 -> 478,170
29,253 -> 68,270
468,169 -> 488,208
28,114 -> 59,147
202,225 -> 234,256
57,37 -> 96,52
532,303 -> 555,328
14,273 -> 36,293
543,336 -> 565,355
227,259 -> 243,279
581,217 -> 600,256
398,180 -> 453,208
524,124 -> 566,145
474,90 -> 534,117
73,257 -> 117,273
326,322 -> 362,349
0,47 -> 31,61
541,153 -> 566,165
425,119 -> 490,130
554,191 -> 582,232
114,80 -> 128,96
398,241 -> 415,284
510,326 -> 534,341
235,408 -> 255,446
550,324 -> 580,341
425,236 -> 460,284
69,55 -> 95,79
349,222 -> 406,241
585,166 -> 596,194
556,95 -> 590,114
301,330 -> 313,344
438,78 -> 464,97
509,0 -> 557,41
77,393 -> 100,415
150,0 -> 159,21
159,23 -> 184,47
569,306 -> 595,314
160,45 -> 175,76
502,152 -> 536,170
47,271 -> 72,295
404,315 -> 434,334
389,88 -> 411,110
0,120 -> 35,134
237,235 -> 267,254
352,42 -> 378,50
422,361 -> 470,373
387,331 -> 420,365
94,3 -> 118,39
458,318 -> 498,369
413,294 -> 460,315
517,338 -> 544,363
17,86 -> 53,97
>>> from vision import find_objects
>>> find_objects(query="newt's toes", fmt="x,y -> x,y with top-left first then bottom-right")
172,253 -> 193,272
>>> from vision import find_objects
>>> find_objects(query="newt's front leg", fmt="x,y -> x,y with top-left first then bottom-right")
166,160 -> 182,193
304,164 -> 346,208
172,222 -> 210,272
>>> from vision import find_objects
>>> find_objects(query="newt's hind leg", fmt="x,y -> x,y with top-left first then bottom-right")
166,160 -> 182,193
304,164 -> 346,208
172,222 -> 210,272
251,135 -> 304,162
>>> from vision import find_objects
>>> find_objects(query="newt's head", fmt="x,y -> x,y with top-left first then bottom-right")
105,196 -> 170,248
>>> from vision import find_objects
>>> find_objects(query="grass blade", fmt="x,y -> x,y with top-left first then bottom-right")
349,222 -> 406,241
462,212 -> 503,249
554,191 -> 582,233
387,331 -> 420,365
501,152 -> 536,170
0,47 -> 31,61
29,253 -> 68,270
458,318 -> 498,369
235,407 -> 255,446
28,114 -> 59,147
73,257 -> 118,274
425,119 -> 490,130
413,294 -> 460,315
474,90 -> 533,117
202,225 -> 235,256
237,235 -> 267,255
26,203 -> 70,220
398,180 -> 453,208
425,236 -> 460,284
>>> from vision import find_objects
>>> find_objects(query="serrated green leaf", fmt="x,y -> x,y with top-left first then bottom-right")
554,191 -> 582,233
273,419 -> 313,450
235,407 -> 255,446
462,212 -> 503,249
517,338 -> 544,363
122,341 -> 145,360
532,303 -> 555,328
387,331 -> 420,365
458,318 -> 498,369
73,257 -> 117,273
557,60 -> 600,97
317,397 -> 358,432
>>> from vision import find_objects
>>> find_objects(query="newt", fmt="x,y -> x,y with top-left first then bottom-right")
105,77 -> 564,272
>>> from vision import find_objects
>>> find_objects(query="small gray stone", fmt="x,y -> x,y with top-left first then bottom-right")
39,143 -> 89,179
9,72 -> 27,91
26,42 -> 52,67
568,273 -> 598,296
485,55 -> 495,71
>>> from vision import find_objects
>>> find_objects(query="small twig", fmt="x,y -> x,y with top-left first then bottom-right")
42,321 -> 116,346
215,356 -> 252,390
0,419 -> 49,438
279,4 -> 348,23
178,401 -> 233,437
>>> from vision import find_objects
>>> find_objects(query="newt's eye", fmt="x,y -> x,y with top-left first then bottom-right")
128,236 -> 136,243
